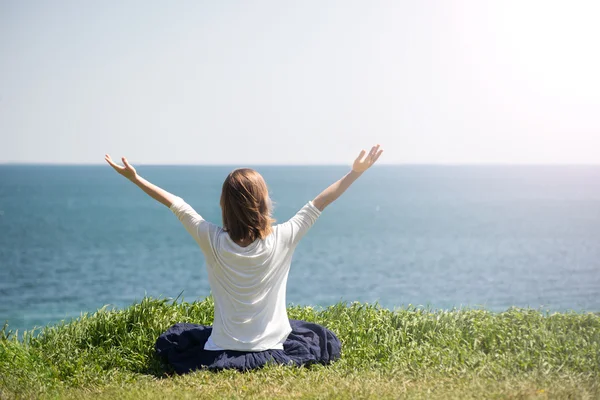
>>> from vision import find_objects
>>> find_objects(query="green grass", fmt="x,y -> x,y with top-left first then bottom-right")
1,297 -> 599,399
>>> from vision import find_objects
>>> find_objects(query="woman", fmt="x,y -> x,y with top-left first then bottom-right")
105,144 -> 383,372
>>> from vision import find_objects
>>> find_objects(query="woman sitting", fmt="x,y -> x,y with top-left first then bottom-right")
105,145 -> 383,373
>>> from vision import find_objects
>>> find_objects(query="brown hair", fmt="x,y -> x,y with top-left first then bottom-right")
220,168 -> 275,243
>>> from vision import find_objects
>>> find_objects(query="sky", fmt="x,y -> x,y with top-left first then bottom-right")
1,0 -> 599,165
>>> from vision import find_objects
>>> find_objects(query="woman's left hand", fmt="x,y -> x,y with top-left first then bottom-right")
352,144 -> 383,173
105,154 -> 138,180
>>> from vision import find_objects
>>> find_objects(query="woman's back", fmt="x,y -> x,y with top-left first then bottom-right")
170,197 -> 322,351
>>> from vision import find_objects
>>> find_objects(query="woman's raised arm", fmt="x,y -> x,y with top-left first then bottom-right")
312,144 -> 383,212
104,154 -> 178,208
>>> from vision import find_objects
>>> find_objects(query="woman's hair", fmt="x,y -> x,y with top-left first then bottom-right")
220,168 -> 275,243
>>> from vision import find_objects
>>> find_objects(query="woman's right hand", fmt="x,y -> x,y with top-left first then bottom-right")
105,154 -> 138,181
352,144 -> 383,173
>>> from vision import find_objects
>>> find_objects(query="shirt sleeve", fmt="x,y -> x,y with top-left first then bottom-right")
170,197 -> 212,252
280,201 -> 322,247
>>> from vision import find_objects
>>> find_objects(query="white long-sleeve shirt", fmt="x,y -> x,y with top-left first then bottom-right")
170,197 -> 321,351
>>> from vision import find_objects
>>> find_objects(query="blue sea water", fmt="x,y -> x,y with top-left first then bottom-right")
1,165 -> 599,333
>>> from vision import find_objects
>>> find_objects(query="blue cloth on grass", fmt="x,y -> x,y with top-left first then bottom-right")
155,319 -> 341,374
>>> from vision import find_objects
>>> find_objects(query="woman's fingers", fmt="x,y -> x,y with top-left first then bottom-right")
355,145 -> 381,168
122,157 -> 133,170
104,154 -> 122,170
355,149 -> 366,163
105,154 -> 129,175
369,145 -> 377,158
373,149 -> 384,163
367,144 -> 380,162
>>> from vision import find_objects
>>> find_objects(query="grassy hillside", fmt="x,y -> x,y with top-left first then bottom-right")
1,297 -> 599,399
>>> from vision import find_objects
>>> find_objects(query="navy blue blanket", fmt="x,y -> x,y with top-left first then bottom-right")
155,319 -> 341,374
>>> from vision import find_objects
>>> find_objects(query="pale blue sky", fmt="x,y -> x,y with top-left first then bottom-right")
1,1 -> 599,164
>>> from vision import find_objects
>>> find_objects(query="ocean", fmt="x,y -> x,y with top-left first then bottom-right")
1,165 -> 599,333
